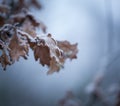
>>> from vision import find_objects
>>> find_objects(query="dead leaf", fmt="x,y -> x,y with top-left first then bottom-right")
32,34 -> 63,74
9,31 -> 29,63
57,40 -> 78,60
0,50 -> 11,70
34,44 -> 51,66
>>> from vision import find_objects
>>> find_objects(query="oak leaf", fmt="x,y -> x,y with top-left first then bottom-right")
9,31 -> 29,63
57,40 -> 78,60
31,34 -> 63,74
34,43 -> 51,66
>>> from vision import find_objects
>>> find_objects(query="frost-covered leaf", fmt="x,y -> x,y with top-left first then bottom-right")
34,43 -> 51,66
57,40 -> 78,60
9,31 -> 29,63
0,24 -> 31,69
9,27 -> 29,63
31,34 -> 63,74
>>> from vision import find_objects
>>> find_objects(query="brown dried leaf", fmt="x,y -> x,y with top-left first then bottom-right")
9,32 -> 29,63
0,50 -> 11,70
57,40 -> 78,60
34,44 -> 51,66
32,34 -> 63,74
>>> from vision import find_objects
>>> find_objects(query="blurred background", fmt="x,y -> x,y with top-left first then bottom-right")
0,0 -> 120,106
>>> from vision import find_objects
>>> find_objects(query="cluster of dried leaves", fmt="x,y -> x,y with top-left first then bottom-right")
0,0 -> 78,74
